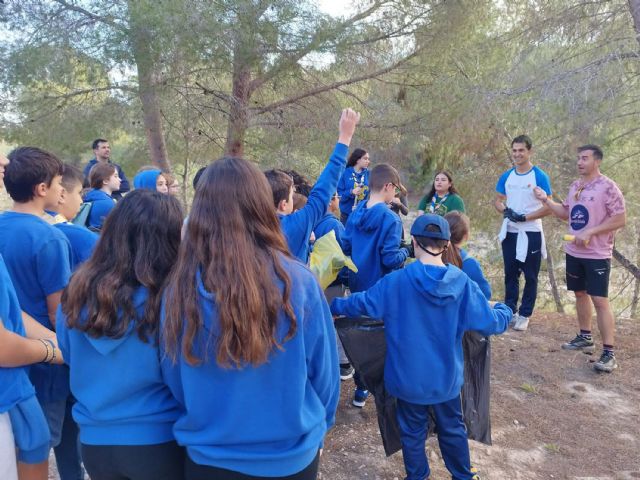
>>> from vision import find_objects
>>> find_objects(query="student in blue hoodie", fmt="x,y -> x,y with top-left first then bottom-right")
0,147 -> 72,480
313,192 -> 345,249
0,151 -> 63,480
331,214 -> 512,480
443,212 -> 491,300
342,163 -> 409,406
133,167 -> 169,193
337,148 -> 370,224
56,190 -> 184,480
161,155 -> 339,480
264,109 -> 360,263
48,163 -> 99,480
84,162 -> 121,230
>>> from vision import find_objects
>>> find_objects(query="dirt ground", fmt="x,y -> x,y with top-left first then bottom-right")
319,312 -> 640,480
49,312 -> 640,480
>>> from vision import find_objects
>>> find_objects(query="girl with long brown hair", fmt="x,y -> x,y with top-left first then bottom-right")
56,190 -> 185,480
161,157 -> 339,480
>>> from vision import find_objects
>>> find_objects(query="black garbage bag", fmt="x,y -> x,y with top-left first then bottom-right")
335,317 -> 492,457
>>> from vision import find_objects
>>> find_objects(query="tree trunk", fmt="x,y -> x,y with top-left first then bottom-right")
613,247 -> 640,280
629,0 -> 640,47
631,224 -> 640,318
128,2 -> 171,171
545,246 -> 564,313
225,53 -> 251,157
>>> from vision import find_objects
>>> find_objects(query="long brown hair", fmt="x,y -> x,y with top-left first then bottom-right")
61,190 -> 183,340
442,211 -> 470,268
162,158 -> 296,368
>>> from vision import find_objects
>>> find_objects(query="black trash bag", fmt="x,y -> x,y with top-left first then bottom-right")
335,317 -> 492,457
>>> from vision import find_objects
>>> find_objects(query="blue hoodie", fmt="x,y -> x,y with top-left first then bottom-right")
133,169 -> 162,191
83,159 -> 130,198
460,248 -> 491,300
160,257 -> 339,477
83,189 -> 116,230
279,143 -> 347,263
337,166 -> 369,216
313,212 -> 345,249
56,287 -> 181,445
0,256 -> 36,413
343,202 -> 408,292
331,262 -> 511,405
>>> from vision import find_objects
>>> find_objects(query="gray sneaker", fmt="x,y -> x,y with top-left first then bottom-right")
513,314 -> 529,331
594,351 -> 618,373
561,334 -> 595,353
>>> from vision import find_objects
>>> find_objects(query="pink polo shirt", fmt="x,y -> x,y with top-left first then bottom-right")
563,174 -> 625,260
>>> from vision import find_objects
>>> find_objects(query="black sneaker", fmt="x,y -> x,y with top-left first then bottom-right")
340,364 -> 354,381
561,334 -> 595,353
594,351 -> 618,373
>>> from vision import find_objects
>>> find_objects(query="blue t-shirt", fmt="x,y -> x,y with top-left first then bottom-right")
0,211 -> 72,402
54,222 -> 99,270
0,255 -> 36,413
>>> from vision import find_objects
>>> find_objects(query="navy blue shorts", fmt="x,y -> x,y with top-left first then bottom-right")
566,254 -> 611,298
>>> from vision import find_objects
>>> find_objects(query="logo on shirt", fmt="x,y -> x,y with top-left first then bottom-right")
570,205 -> 589,231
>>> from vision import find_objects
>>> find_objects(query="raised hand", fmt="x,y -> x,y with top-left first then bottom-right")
338,108 -> 361,146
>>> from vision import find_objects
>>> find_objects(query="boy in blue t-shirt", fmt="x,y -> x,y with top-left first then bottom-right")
0,147 -> 73,476
341,163 -> 409,406
0,151 -> 63,479
54,164 -> 99,269
264,108 -> 360,263
331,214 -> 512,480
50,163 -> 97,479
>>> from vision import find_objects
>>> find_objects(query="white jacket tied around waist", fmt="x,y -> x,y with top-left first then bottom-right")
498,218 -> 547,262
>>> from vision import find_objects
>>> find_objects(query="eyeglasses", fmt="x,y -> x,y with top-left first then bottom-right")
574,184 -> 585,201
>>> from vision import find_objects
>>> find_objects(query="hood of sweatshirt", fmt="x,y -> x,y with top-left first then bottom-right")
84,287 -> 148,355
133,169 -> 162,191
404,261 -> 467,305
349,202 -> 391,233
84,189 -> 113,203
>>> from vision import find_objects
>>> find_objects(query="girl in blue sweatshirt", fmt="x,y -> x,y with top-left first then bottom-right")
161,153 -> 342,479
337,147 -> 370,224
84,162 -> 121,230
56,190 -> 185,480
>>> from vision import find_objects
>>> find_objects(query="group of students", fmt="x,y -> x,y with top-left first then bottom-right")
0,108 -> 515,480
82,148 -> 181,230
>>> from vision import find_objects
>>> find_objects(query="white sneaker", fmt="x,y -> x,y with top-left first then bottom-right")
513,314 -> 529,331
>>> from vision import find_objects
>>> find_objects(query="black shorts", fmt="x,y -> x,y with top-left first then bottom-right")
565,254 -> 611,298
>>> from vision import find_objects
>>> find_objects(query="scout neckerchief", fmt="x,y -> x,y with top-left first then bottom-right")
429,192 -> 449,214
351,169 -> 368,210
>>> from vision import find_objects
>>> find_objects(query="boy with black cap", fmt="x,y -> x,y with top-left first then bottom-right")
331,214 -> 512,480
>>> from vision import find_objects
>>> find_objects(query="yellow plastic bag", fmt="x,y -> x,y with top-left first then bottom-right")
309,230 -> 358,290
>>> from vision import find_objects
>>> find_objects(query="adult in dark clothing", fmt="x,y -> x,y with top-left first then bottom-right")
82,139 -> 130,199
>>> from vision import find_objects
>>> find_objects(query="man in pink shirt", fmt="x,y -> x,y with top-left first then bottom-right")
534,145 -> 626,373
